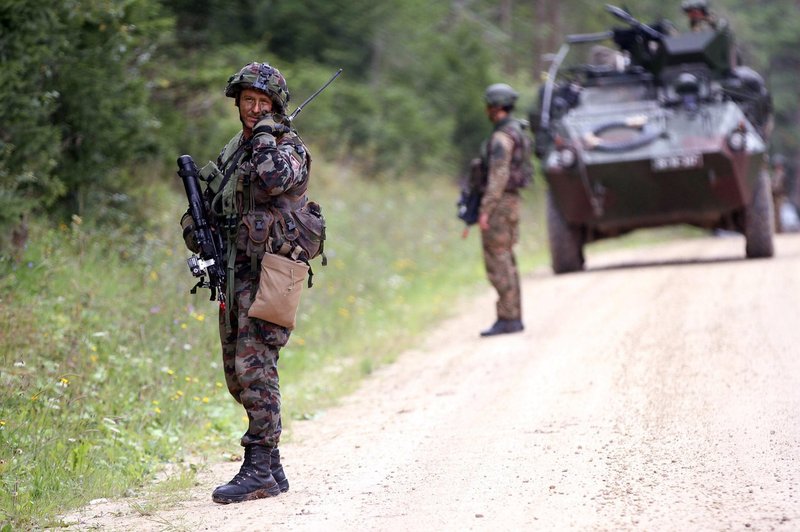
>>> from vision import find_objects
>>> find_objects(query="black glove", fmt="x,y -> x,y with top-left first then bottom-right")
253,113 -> 290,138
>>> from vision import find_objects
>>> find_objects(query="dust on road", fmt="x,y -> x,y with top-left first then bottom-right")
66,234 -> 800,531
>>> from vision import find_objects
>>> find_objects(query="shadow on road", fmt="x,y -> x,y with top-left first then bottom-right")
587,254 -> 746,273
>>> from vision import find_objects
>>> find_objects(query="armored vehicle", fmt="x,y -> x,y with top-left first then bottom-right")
534,5 -> 774,273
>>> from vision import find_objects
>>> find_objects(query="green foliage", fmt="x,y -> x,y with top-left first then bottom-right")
262,0 -> 384,78
0,2 -> 66,231
0,210 -> 231,527
52,0 -> 170,215
0,0 -> 171,251
157,2 -> 496,175
725,0 -> 800,155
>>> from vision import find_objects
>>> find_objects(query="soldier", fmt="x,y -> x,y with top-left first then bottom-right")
476,83 -> 531,337
180,62 -> 313,504
681,0 -> 718,32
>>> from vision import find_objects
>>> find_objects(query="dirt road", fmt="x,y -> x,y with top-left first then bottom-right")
67,234 -> 800,531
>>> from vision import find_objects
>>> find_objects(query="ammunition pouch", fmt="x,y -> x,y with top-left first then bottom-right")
199,161 -> 224,192
270,202 -> 326,262
241,210 -> 274,259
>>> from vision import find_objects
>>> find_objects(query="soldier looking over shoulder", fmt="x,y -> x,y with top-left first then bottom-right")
180,61 -> 325,504
475,83 -> 532,337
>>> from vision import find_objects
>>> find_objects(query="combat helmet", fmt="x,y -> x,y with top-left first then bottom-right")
681,0 -> 710,13
225,62 -> 290,114
485,83 -> 519,108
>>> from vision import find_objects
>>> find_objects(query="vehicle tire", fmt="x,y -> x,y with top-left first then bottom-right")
546,189 -> 585,273
744,171 -> 775,258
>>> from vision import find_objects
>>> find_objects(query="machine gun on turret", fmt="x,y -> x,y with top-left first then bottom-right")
604,4 -> 670,72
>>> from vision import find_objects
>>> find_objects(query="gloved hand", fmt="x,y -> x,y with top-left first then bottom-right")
253,113 -> 290,138
180,211 -> 200,253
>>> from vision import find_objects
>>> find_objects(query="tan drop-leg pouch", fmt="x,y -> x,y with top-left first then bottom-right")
248,253 -> 309,330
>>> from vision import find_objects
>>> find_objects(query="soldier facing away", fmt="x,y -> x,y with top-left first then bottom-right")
180,61 -> 322,504
475,83 -> 532,337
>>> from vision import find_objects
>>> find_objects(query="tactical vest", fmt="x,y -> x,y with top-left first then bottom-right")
481,118 -> 533,192
209,129 -> 326,304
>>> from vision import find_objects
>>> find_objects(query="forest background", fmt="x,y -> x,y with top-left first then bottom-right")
3,0 -> 800,230
1,0 -> 799,528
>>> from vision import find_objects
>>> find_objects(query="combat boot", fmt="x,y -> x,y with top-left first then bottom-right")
480,319 -> 524,337
212,445 -> 281,504
271,447 -> 289,493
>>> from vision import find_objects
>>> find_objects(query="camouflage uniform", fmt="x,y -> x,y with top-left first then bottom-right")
480,118 -> 523,323
214,112 -> 310,449
180,62 -> 313,504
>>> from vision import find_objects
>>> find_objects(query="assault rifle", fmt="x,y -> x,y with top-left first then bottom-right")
177,155 -> 226,308
457,158 -> 485,227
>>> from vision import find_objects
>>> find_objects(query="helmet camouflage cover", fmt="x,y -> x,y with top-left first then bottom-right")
225,62 -> 290,113
681,0 -> 709,12
485,83 -> 519,108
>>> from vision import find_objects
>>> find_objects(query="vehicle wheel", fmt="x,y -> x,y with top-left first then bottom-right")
745,171 -> 775,258
546,189 -> 585,273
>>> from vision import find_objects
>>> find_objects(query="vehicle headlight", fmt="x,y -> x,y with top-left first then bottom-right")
727,130 -> 746,152
557,148 -> 577,168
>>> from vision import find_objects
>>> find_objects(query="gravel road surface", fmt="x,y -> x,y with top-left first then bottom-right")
66,234 -> 800,531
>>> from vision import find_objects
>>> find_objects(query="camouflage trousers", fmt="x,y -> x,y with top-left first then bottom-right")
481,192 -> 522,321
218,261 -> 290,449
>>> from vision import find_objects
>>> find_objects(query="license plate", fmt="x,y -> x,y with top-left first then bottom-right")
651,153 -> 703,172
